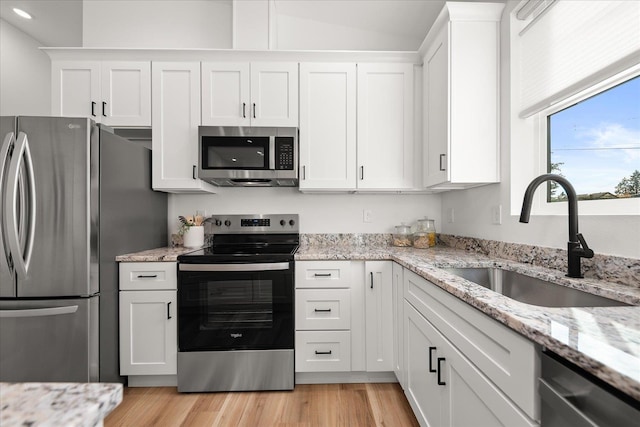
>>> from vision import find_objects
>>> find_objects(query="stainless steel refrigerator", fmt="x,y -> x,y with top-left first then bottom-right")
0,116 -> 167,383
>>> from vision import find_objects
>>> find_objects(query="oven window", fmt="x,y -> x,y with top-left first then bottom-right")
178,268 -> 294,352
204,279 -> 273,331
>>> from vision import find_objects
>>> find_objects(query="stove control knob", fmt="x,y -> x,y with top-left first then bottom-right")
289,219 -> 296,226
280,220 -> 286,226
214,219 -> 222,226
224,220 -> 231,227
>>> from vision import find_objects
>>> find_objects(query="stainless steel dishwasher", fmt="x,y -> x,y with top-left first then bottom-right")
540,350 -> 639,427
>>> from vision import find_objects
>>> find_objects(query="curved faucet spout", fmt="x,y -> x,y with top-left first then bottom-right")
519,174 -> 593,278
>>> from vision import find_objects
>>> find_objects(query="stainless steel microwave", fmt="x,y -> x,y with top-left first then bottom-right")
198,126 -> 298,187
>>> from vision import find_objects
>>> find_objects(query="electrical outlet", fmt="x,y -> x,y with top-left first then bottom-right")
447,208 -> 455,223
491,205 -> 502,225
363,209 -> 373,223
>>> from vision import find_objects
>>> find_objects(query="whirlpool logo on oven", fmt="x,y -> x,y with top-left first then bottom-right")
230,333 -> 243,338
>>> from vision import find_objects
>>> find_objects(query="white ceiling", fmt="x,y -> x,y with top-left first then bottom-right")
0,0 -> 500,49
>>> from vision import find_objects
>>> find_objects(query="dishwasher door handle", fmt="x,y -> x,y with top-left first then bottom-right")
539,378 -> 599,427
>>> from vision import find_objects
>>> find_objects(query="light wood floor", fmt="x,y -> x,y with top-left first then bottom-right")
104,383 -> 419,427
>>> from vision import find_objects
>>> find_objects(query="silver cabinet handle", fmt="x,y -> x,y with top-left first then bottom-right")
439,154 -> 446,171
429,347 -> 437,373
5,132 -> 36,280
360,166 -> 364,180
179,262 -> 290,272
539,378 -> 599,427
0,305 -> 78,318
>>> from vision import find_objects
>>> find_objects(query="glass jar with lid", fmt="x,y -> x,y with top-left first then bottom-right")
413,218 -> 436,248
392,223 -> 412,247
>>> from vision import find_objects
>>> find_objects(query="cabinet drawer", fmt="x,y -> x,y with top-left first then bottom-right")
296,289 -> 350,330
295,261 -> 353,288
295,331 -> 351,372
119,262 -> 177,290
404,269 -> 538,419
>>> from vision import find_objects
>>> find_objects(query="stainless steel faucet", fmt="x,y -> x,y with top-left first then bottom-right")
519,174 -> 594,278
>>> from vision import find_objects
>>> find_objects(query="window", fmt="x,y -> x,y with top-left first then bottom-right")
546,76 -> 640,202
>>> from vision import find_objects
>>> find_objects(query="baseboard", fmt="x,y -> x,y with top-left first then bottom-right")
127,375 -> 177,387
295,371 -> 398,384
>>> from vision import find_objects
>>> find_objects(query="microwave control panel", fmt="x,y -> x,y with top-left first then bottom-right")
275,137 -> 295,170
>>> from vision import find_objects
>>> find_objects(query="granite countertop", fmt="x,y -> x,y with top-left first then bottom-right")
0,382 -> 123,427
116,244 -> 640,401
116,246 -> 199,262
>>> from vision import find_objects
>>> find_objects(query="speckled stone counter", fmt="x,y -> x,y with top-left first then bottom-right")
297,244 -> 640,401
0,382 -> 122,427
115,246 -> 199,262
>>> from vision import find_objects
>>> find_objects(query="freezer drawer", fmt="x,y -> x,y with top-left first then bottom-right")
0,297 -> 99,382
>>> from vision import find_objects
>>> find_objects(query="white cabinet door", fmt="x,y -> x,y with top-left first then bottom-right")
202,62 -> 298,127
100,61 -> 151,126
201,62 -> 250,126
424,26 -> 449,187
392,262 -> 405,387
152,62 -> 216,193
299,63 -> 357,190
52,61 -> 101,120
357,63 -> 414,190
364,261 -> 393,372
52,61 -> 151,126
119,290 -> 177,376
250,62 -> 298,127
422,3 -> 502,189
405,301 -> 445,427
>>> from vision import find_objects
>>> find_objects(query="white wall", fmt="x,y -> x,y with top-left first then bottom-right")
168,189 -> 441,235
274,13 -> 421,51
439,2 -> 640,259
82,1 -> 233,48
0,19 -> 51,116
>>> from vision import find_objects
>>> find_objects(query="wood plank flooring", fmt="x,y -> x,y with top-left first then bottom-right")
104,383 -> 419,427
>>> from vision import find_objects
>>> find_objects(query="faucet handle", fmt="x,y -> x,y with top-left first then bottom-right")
576,233 -> 594,258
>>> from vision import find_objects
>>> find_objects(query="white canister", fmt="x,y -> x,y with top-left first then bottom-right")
183,226 -> 204,248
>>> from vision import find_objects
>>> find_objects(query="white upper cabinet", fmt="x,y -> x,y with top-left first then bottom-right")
299,62 -> 416,192
299,63 -> 357,190
152,62 -> 216,193
422,2 -> 504,189
52,61 -> 151,127
357,63 -> 414,190
201,62 -> 298,127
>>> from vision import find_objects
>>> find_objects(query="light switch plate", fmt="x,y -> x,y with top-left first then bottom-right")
363,209 -> 373,223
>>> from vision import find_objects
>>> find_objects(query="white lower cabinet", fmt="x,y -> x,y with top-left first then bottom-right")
365,261 -> 393,372
402,267 -> 539,427
295,260 -> 394,379
392,262 -> 405,388
119,262 -> 177,380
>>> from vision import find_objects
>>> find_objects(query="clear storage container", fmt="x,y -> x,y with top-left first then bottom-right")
413,218 -> 436,248
392,223 -> 413,247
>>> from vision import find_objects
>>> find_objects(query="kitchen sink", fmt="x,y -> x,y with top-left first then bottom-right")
442,267 -> 630,308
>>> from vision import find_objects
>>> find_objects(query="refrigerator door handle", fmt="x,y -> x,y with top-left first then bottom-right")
4,132 -> 36,279
0,132 -> 14,240
0,305 -> 79,318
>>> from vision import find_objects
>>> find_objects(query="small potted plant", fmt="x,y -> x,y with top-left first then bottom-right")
178,214 -> 205,248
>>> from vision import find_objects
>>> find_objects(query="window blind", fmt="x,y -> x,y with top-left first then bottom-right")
518,0 -> 640,118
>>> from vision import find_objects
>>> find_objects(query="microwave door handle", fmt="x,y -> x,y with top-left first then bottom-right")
269,136 -> 276,170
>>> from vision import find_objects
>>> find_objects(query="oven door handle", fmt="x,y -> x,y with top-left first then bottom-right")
179,262 -> 291,272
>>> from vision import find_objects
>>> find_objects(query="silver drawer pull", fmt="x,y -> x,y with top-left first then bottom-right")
315,350 -> 332,355
313,273 -> 332,277
314,308 -> 332,313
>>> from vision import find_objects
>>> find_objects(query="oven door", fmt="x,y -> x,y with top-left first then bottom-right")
177,261 -> 294,352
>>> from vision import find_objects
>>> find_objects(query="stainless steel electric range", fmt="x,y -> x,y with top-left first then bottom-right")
176,214 -> 298,392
